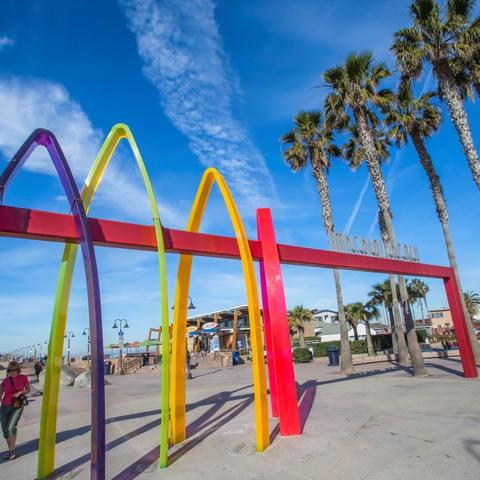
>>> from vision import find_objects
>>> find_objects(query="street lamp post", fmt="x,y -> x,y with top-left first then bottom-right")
82,328 -> 91,369
112,319 -> 129,374
171,296 -> 196,310
64,331 -> 75,366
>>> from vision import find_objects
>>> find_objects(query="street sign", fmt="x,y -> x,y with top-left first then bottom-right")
328,231 -> 419,262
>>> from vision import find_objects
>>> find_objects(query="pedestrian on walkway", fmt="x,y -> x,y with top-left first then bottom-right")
0,361 -> 30,460
34,359 -> 44,380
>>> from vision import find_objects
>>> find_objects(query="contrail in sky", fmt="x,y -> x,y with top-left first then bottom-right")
342,174 -> 369,235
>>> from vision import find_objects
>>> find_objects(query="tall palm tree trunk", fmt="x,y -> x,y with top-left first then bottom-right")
312,160 -> 354,375
381,225 -> 411,365
382,303 -> 388,325
411,132 -> 480,361
352,323 -> 359,341
397,274 -> 427,375
435,64 -> 480,189
355,109 -> 426,373
333,269 -> 354,374
388,307 -> 398,355
364,317 -> 376,356
418,299 -> 425,323
299,327 -> 305,348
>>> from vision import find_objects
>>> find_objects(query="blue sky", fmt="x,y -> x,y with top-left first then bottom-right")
0,0 -> 479,354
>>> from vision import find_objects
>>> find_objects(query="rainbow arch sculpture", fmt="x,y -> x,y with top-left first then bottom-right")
170,167 -> 270,452
0,129 -> 105,478
0,126 -> 477,480
36,124 -> 171,479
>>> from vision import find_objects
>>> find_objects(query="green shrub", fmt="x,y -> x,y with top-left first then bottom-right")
293,347 -> 312,363
312,339 -> 374,357
428,334 -> 457,343
350,339 -> 368,354
415,330 -> 428,343
313,341 -> 341,357
373,334 -> 393,351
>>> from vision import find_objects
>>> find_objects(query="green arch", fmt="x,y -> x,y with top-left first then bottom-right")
38,123 -> 170,478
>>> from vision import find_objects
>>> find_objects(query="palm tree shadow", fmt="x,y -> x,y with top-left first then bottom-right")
463,439 -> 480,462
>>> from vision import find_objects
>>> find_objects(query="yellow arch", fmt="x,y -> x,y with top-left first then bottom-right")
38,123 -> 171,478
170,167 -> 269,451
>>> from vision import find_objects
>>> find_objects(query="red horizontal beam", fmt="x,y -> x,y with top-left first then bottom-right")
0,205 -> 452,279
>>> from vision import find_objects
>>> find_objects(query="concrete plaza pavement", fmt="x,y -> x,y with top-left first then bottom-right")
2,357 -> 480,479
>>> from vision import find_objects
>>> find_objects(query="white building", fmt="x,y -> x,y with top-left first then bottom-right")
312,321 -> 379,342
311,309 -> 338,324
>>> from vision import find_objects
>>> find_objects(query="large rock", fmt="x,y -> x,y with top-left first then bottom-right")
73,370 -> 91,389
39,366 -> 77,388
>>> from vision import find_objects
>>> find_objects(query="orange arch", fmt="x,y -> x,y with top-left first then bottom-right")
170,167 -> 269,451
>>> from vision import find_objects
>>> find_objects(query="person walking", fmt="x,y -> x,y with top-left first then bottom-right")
0,361 -> 30,460
34,359 -> 44,380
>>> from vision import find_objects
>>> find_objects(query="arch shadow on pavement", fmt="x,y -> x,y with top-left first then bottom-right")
2,359 -> 471,477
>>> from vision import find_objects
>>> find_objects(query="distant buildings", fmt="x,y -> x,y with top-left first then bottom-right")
187,305 -> 251,352
185,303 -> 474,353
311,309 -> 338,324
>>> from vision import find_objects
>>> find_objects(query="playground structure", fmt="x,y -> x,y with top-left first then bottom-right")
0,125 -> 477,480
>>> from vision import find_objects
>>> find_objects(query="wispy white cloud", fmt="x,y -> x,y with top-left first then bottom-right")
119,0 -> 277,210
0,77 -> 181,225
343,174 -> 369,235
0,36 -> 14,50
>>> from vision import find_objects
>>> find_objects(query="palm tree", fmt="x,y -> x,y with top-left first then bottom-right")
368,281 -> 391,324
384,82 -> 480,360
464,290 -> 480,318
345,302 -> 362,340
281,111 -> 354,375
409,278 -> 430,322
288,306 -> 313,348
323,51 -> 428,375
392,0 -> 480,189
345,301 -> 379,356
369,280 -> 398,355
363,300 -> 380,357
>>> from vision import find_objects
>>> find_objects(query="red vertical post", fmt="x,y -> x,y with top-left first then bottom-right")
444,272 -> 478,378
257,208 -> 301,435
259,261 -> 279,417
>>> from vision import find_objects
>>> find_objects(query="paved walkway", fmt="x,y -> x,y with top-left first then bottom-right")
2,358 -> 480,479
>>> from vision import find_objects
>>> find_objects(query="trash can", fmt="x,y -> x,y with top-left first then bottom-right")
327,346 -> 340,366
232,351 -> 240,366
104,361 -> 111,375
